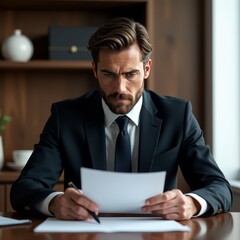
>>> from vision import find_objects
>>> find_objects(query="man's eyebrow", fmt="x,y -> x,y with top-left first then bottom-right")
100,69 -> 114,74
124,69 -> 140,74
100,69 -> 140,74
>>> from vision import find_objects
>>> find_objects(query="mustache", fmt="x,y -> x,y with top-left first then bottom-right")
108,92 -> 132,100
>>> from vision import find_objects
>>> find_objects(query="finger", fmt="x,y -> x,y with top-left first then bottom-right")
145,190 -> 178,205
73,195 -> 99,213
162,212 -> 182,220
58,209 -> 90,221
159,210 -> 191,220
142,190 -> 185,214
63,202 -> 93,221
144,190 -> 178,209
67,185 -> 83,195
58,194 -> 93,221
150,198 -> 195,220
142,198 -> 178,214
68,203 -> 92,220
67,188 -> 99,213
151,205 -> 179,215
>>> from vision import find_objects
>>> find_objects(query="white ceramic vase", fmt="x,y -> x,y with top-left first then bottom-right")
0,135 -> 4,170
1,29 -> 34,62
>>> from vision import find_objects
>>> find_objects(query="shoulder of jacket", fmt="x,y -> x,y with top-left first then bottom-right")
144,89 -> 189,106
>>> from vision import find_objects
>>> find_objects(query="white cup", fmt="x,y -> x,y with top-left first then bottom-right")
12,150 -> 33,167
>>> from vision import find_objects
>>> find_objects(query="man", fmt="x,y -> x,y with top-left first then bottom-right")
10,17 -> 232,221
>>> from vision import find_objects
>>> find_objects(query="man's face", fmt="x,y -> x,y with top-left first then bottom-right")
92,44 -> 152,114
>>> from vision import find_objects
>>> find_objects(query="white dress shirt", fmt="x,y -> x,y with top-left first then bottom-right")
36,96 -> 208,217
102,96 -> 142,172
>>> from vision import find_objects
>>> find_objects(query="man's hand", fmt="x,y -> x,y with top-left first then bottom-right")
142,189 -> 201,220
49,188 -> 99,220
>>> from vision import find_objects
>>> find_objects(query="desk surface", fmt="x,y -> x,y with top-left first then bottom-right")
0,212 -> 239,240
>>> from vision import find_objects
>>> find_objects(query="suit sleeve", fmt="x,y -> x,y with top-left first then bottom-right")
10,103 -> 63,214
179,101 -> 233,216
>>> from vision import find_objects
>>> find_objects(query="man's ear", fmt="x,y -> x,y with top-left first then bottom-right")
92,62 -> 97,79
144,59 -> 152,79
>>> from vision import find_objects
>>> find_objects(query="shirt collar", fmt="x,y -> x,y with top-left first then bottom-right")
102,95 -> 143,127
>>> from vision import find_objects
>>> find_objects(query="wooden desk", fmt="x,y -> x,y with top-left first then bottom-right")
0,212 -> 239,240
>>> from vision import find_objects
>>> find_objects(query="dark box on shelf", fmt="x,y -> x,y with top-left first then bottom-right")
48,26 -> 97,60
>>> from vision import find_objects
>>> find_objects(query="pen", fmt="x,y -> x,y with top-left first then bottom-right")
68,181 -> 101,224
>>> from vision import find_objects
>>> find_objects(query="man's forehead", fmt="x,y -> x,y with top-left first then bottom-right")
98,44 -> 142,61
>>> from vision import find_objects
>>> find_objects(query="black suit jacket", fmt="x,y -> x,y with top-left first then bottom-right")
10,90 -> 232,216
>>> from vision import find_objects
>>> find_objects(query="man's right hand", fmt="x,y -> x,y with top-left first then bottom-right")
48,187 -> 99,220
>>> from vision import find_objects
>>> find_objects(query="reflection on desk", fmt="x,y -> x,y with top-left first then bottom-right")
0,212 -> 239,240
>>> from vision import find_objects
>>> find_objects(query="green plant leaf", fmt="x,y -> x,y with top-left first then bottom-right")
0,110 -> 11,134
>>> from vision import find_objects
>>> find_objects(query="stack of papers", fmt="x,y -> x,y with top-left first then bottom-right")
34,217 -> 190,232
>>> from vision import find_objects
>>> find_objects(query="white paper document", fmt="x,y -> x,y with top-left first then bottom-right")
34,217 -> 190,233
81,168 -> 166,213
0,216 -> 31,227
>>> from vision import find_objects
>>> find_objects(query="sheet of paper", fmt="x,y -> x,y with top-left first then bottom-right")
0,216 -> 31,227
81,168 -> 166,213
34,217 -> 190,233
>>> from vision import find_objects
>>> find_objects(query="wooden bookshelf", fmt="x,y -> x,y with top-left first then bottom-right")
0,0 -> 207,162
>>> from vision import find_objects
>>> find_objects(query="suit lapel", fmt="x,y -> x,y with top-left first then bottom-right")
138,91 -> 162,172
84,93 -> 107,170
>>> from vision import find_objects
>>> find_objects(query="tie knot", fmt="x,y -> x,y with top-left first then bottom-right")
116,116 -> 129,131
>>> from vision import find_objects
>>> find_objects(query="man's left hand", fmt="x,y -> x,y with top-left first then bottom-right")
142,189 -> 201,220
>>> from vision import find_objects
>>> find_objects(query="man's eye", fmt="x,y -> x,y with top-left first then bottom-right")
125,73 -> 136,79
104,73 -> 115,78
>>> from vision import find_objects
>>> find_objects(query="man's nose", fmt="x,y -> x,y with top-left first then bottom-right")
115,75 -> 127,93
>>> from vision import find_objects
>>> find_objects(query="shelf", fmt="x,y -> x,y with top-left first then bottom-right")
0,170 -> 64,183
0,170 -> 21,182
0,60 -> 92,70
0,0 -> 147,163
0,0 -> 147,10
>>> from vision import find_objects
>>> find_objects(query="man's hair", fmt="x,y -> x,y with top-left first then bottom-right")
87,17 -> 152,64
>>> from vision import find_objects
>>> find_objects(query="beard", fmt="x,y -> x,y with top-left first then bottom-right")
100,85 -> 144,114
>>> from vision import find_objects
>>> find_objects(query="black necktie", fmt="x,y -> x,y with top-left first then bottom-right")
114,116 -> 132,172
